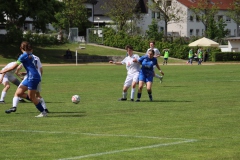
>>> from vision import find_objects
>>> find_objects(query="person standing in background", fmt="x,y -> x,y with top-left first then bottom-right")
162,48 -> 169,65
198,47 -> 203,65
187,48 -> 194,65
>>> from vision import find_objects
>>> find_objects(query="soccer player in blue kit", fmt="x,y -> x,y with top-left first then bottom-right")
133,49 -> 164,102
0,41 -> 47,117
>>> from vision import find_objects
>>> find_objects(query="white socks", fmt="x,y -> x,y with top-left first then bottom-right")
40,98 -> 47,109
122,92 -> 127,99
131,88 -> 135,99
0,91 -> 6,101
155,74 -> 161,78
13,96 -> 19,108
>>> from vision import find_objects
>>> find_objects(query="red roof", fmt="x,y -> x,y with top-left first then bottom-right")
177,0 -> 234,10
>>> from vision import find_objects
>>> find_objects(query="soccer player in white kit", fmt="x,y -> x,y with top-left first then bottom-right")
109,45 -> 140,101
145,41 -> 163,83
0,62 -> 23,103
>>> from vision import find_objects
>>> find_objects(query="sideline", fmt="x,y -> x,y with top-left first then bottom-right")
0,62 -> 239,67
41,62 -> 239,66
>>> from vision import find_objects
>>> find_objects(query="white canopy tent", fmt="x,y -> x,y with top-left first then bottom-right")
188,37 -> 219,47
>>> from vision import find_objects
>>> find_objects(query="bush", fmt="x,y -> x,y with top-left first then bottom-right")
4,26 -> 23,43
212,52 -> 240,62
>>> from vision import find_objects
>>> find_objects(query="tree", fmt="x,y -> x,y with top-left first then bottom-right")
145,19 -> 163,41
149,0 -> 185,38
190,0 -> 219,38
101,0 -> 140,31
53,0 -> 92,35
227,0 -> 240,36
0,0 -> 63,33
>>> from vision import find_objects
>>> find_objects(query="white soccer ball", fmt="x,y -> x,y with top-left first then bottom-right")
72,95 -> 80,104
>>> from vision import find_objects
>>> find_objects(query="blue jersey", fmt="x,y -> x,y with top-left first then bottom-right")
138,55 -> 158,77
18,52 -> 41,81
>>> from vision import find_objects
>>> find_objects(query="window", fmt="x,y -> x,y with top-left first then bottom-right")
196,15 -> 200,22
166,0 -> 172,6
157,0 -> 162,6
190,29 -> 193,36
152,11 -> 155,18
46,24 -> 49,29
160,27 -> 164,32
227,29 -> 231,36
226,16 -> 231,23
202,29 -> 204,36
196,29 -> 199,36
86,8 -> 92,17
189,16 -> 194,22
157,12 -> 160,19
218,15 -> 223,21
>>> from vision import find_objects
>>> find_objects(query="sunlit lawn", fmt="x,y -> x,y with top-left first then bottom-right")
0,64 -> 240,159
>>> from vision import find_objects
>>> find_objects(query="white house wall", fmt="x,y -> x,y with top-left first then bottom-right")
136,0 -> 165,35
228,41 -> 240,52
167,1 -> 238,37
217,10 -> 237,37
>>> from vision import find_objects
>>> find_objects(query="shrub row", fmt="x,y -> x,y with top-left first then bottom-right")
211,52 -> 240,62
103,28 -> 190,59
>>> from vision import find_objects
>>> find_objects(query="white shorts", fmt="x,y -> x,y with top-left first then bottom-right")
123,72 -> 139,87
0,73 -> 18,84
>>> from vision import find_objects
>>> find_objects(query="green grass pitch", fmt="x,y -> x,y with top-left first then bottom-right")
0,64 -> 240,160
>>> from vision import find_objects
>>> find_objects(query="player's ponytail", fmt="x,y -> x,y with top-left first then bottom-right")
20,41 -> 32,53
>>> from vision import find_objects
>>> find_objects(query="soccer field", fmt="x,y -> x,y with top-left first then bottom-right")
0,64 -> 240,160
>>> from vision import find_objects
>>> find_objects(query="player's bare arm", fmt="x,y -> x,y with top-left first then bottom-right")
109,61 -> 122,65
0,62 -> 18,74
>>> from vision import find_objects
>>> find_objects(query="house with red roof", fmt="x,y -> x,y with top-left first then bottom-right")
93,0 -> 238,38
166,0 -> 238,37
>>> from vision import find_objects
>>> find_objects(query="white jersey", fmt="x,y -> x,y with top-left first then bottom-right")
121,54 -> 140,74
1,62 -> 17,75
0,62 -> 19,84
146,48 -> 160,57
33,55 -> 42,77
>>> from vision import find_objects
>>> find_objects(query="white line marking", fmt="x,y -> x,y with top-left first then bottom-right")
58,140 -> 196,160
0,130 -> 197,160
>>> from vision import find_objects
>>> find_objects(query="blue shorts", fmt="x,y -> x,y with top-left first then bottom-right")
139,73 -> 153,83
21,78 -> 40,90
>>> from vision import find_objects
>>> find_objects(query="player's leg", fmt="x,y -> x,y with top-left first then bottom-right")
36,91 -> 48,113
5,85 -> 28,113
154,70 -> 163,83
36,82 -> 49,113
153,66 -> 163,78
130,72 -> 139,101
9,76 -> 26,102
136,81 -> 144,102
9,76 -> 21,87
136,73 -> 145,102
163,58 -> 166,65
119,75 -> 131,101
0,80 -> 10,103
190,58 -> 193,64
146,80 -> 153,101
27,80 -> 46,117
